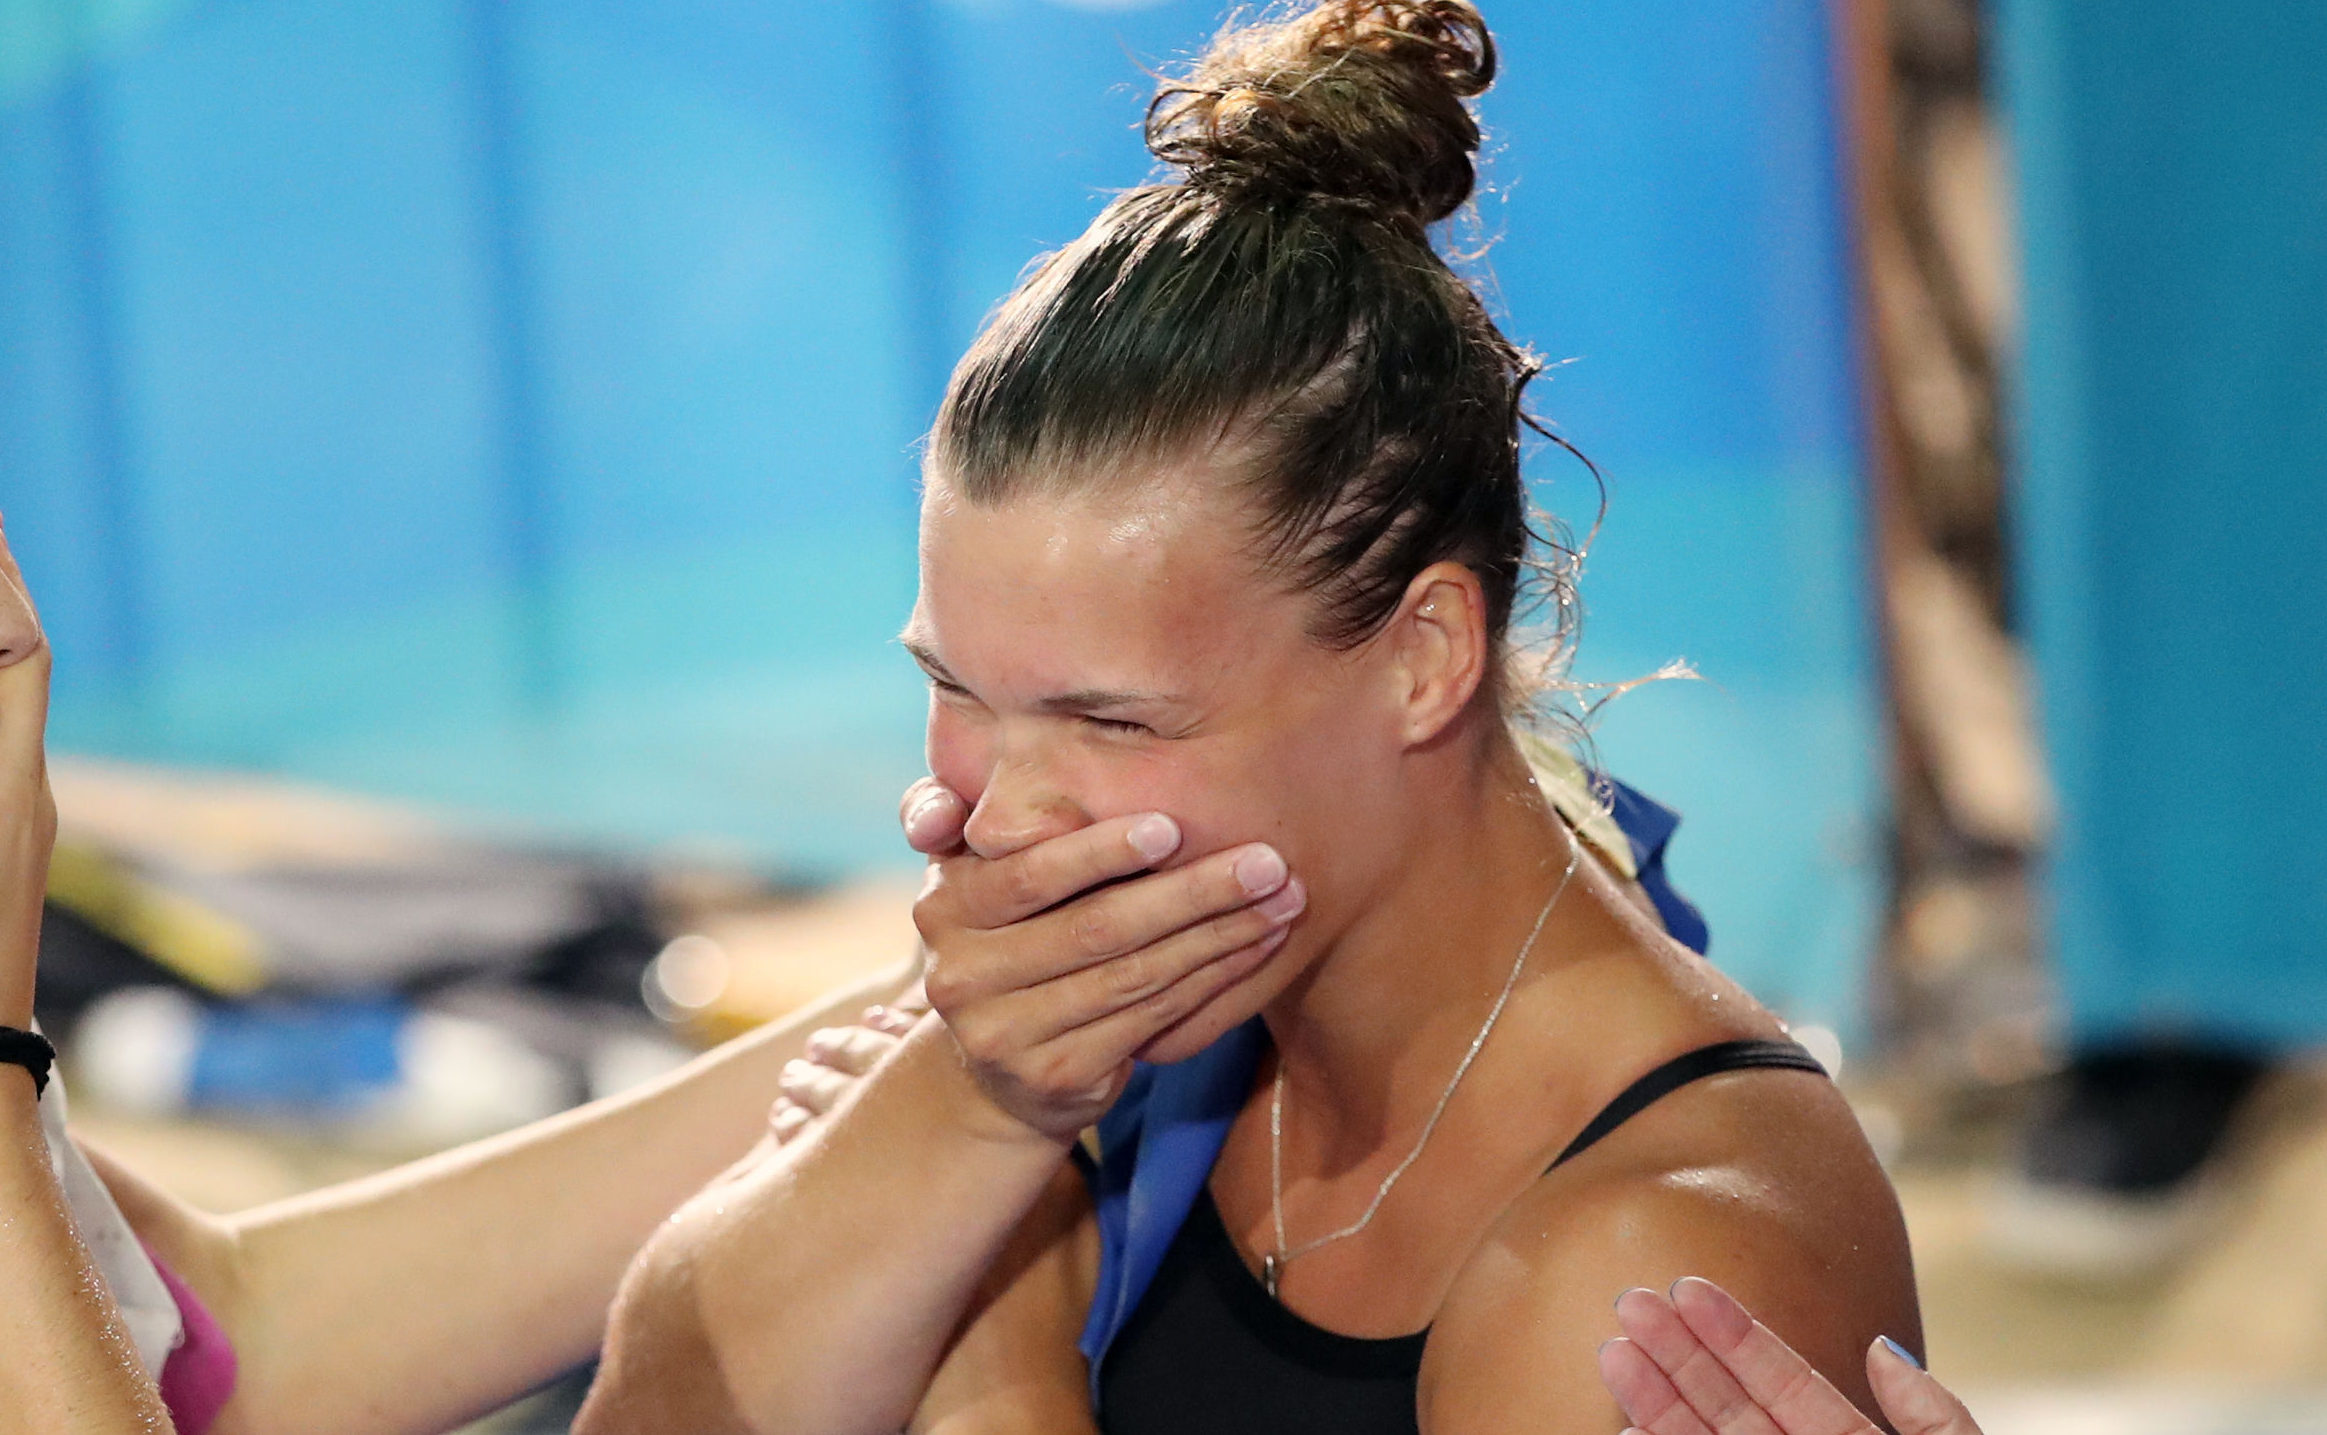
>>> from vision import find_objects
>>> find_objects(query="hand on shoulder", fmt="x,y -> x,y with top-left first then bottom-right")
1419,1064 -> 1916,1434
1601,1277 -> 1981,1435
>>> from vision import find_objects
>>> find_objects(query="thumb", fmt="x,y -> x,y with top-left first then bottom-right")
899,778 -> 969,856
0,515 -> 47,674
1867,1339 -> 1980,1435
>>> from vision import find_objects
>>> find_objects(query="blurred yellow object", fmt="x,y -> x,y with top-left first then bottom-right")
45,839 -> 271,996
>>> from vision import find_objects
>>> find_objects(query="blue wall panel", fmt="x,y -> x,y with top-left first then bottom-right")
0,0 -> 1878,1024
1997,0 -> 2327,1047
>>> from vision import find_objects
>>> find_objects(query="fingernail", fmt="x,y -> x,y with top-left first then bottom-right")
1877,1336 -> 1922,1371
1128,813 -> 1181,863
1234,845 -> 1287,896
1254,876 -> 1305,922
1615,1286 -> 1651,1311
907,789 -> 950,830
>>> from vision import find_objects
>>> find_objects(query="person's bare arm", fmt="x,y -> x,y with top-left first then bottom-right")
87,956 -> 916,1435
0,521 -> 171,1433
1420,1074 -> 1918,1433
683,998 -> 1103,1435
1,1077 -> 173,1435
578,1014 -> 1073,1435
908,1163 -> 1102,1435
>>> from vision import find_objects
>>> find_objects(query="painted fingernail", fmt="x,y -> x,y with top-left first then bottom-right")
1254,876 -> 1306,922
1877,1336 -> 1922,1370
1234,845 -> 1288,896
1128,813 -> 1181,862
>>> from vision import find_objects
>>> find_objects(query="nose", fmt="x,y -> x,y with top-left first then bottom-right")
963,750 -> 1089,860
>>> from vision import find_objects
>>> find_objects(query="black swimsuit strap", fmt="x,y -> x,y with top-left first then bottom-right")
1550,1039 -> 1828,1172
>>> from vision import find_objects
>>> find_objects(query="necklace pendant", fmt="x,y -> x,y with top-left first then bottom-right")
1262,1252 -> 1282,1301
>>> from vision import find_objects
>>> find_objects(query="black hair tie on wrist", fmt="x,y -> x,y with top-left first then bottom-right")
0,1026 -> 55,1098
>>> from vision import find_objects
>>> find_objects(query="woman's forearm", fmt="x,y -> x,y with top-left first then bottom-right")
0,1073 -> 172,1435
189,957 -> 917,1435
579,1016 -> 1073,1435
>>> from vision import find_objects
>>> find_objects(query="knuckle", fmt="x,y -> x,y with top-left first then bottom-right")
1766,1360 -> 1820,1412
1101,950 -> 1159,1002
1205,905 -> 1270,950
1069,904 -> 1121,959
921,959 -> 972,1016
911,888 -> 949,943
1131,975 -> 1201,1026
999,857 -> 1048,912
950,1013 -> 1005,1067
1026,1046 -> 1088,1102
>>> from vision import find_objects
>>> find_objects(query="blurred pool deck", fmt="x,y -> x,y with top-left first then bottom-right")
71,1035 -> 2327,1433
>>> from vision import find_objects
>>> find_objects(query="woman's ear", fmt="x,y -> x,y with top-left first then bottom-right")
1390,562 -> 1490,747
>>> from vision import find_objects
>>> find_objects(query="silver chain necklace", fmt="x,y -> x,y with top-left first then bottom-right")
1262,829 -> 1581,1301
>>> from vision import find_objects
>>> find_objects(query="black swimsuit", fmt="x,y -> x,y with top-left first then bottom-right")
1094,1039 -> 1828,1435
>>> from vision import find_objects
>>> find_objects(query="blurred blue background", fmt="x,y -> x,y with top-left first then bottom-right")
0,0 -> 1877,1028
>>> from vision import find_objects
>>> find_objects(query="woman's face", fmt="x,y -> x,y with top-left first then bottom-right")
907,459 -> 1418,1034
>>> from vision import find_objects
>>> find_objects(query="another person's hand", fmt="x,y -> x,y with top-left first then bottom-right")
0,512 -> 54,1029
770,1000 -> 921,1145
897,776 -> 1304,1143
1600,1278 -> 1980,1435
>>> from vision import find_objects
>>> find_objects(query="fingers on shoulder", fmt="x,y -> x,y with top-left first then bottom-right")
1867,1341 -> 1976,1435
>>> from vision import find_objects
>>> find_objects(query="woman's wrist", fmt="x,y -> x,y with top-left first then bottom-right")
0,1058 -> 36,1107
904,1017 -> 1082,1157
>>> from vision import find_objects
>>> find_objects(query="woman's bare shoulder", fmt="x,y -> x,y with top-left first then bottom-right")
1418,1065 -> 1917,1434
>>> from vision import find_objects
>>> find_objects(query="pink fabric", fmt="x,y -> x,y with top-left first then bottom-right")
147,1248 -> 237,1435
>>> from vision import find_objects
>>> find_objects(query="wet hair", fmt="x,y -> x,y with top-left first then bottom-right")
931,0 -> 1581,691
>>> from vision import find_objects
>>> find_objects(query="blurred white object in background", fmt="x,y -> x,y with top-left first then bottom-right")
1966,1387 -> 2327,1435
380,1010 -> 570,1148
586,1030 -> 696,1102
73,986 -> 205,1116
641,934 -> 731,1024
71,985 -> 572,1149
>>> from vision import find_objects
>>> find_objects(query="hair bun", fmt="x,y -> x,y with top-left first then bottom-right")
1146,1 -> 1496,226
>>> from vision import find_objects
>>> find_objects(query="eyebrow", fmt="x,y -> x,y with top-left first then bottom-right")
899,636 -> 1173,713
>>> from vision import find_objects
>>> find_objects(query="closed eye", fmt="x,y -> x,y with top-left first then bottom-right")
1082,714 -> 1153,737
